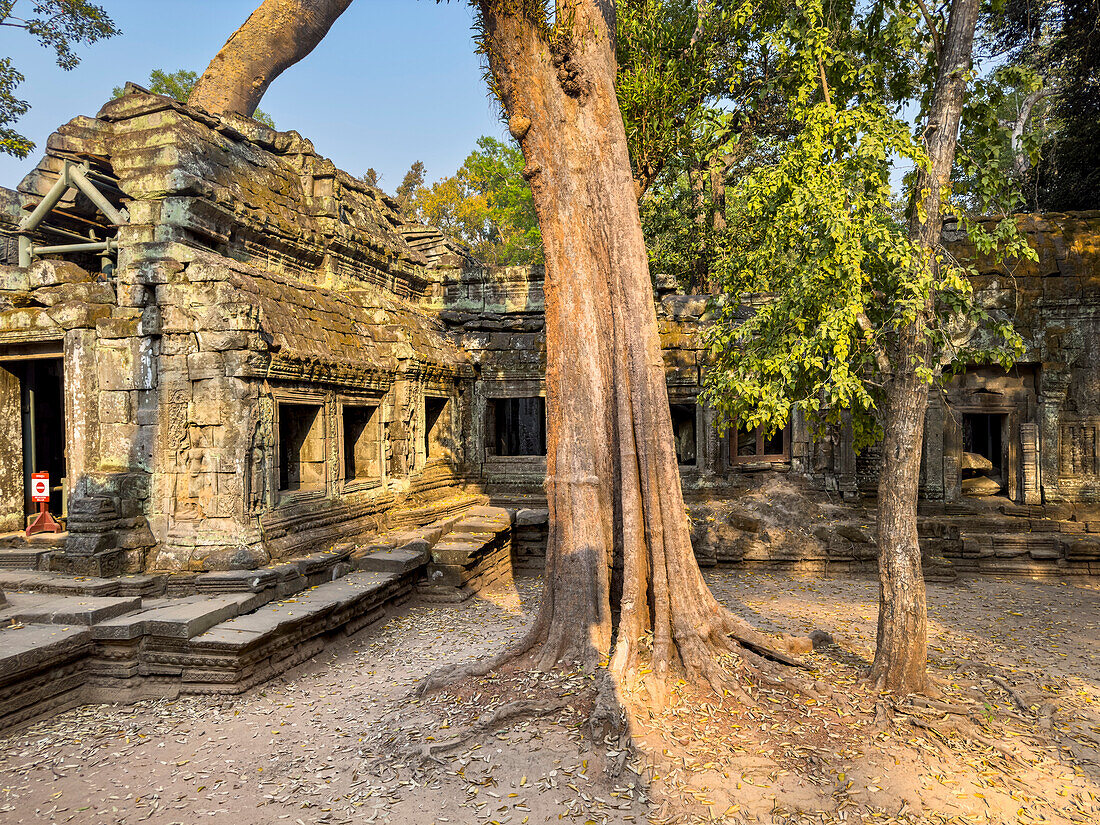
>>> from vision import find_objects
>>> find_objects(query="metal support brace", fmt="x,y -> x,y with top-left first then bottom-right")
16,161 -> 128,268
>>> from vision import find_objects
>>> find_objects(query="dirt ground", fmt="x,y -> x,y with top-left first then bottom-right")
0,570 -> 1097,825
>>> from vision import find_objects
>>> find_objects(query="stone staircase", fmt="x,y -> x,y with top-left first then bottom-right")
419,506 -> 515,602
0,503 -> 523,734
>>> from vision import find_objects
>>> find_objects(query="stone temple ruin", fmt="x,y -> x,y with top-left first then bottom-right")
0,89 -> 1097,728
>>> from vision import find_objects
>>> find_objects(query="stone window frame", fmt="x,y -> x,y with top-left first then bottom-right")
668,398 -> 701,469
485,396 -> 547,458
478,380 -> 548,469
729,419 -> 791,467
272,390 -> 329,502
667,391 -> 703,473
337,395 -> 385,492
422,392 -> 452,468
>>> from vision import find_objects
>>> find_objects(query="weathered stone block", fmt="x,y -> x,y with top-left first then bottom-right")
98,423 -> 140,467
662,349 -> 698,385
99,391 -> 133,424
47,301 -> 111,330
29,259 -> 92,288
1063,537 -> 1100,560
1029,543 -> 1062,560
117,524 -> 156,550
0,306 -> 59,334
159,304 -> 196,334
187,351 -> 224,380
97,342 -> 135,391
515,508 -> 549,526
34,282 -> 116,306
0,265 -> 30,292
197,330 -> 252,351
97,316 -> 140,339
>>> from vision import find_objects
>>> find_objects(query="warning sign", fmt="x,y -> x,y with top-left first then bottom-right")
31,472 -> 49,503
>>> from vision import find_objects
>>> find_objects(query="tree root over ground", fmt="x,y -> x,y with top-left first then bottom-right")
394,631 -> 1090,825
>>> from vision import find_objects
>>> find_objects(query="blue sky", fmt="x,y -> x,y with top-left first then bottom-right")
1,0 -> 507,193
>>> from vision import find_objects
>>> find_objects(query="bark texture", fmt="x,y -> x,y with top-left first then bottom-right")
189,0 -> 353,118
476,0 -> 796,701
871,0 -> 980,694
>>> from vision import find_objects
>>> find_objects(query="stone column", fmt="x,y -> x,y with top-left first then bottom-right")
922,394 -> 945,501
0,365 -> 23,533
1020,422 -> 1041,504
1038,370 -> 1069,502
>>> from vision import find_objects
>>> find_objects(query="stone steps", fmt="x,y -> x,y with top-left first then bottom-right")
0,624 -> 92,733
0,502 -> 501,733
954,530 -> 1099,575
83,568 -> 419,702
5,593 -> 142,626
0,547 -> 52,571
0,570 -> 163,597
0,546 -> 435,733
418,505 -> 516,602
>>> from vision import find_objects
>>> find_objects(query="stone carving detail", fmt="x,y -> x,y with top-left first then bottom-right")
248,398 -> 274,513
1061,421 -> 1099,478
1021,422 -> 1041,504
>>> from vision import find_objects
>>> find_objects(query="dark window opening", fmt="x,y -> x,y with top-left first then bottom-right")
670,403 -> 697,466
6,359 -> 66,518
962,412 -> 1005,493
424,396 -> 448,460
486,397 -> 546,456
343,405 -> 381,481
279,403 -> 325,491
731,421 -> 789,464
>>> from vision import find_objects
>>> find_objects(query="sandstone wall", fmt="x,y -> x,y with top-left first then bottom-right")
0,90 -> 475,574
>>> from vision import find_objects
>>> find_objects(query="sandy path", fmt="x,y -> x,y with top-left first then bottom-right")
1,571 -> 1097,824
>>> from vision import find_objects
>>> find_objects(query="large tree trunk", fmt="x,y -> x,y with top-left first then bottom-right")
475,0 -> 794,701
189,0 -> 353,118
871,0 -> 980,694
194,0 -> 799,703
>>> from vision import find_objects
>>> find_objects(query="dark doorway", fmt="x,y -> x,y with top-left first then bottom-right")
7,359 -> 66,519
486,397 -> 545,456
963,413 -> 1005,488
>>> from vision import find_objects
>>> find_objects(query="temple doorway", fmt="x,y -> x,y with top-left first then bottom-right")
962,412 -> 1006,495
0,357 -> 67,524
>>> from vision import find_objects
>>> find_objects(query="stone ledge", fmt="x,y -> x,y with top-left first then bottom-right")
7,594 -> 142,626
0,568 -> 417,734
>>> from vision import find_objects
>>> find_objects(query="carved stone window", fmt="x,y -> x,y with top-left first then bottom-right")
278,402 -> 325,491
342,404 -> 381,482
731,421 -> 789,464
486,397 -> 545,456
424,396 -> 449,460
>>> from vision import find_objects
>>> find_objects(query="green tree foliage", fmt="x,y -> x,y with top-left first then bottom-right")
976,0 -> 1100,211
1028,0 -> 1099,210
700,0 -> 1036,446
405,137 -> 542,266
361,167 -> 380,188
1,0 -> 118,158
617,0 -> 728,195
394,160 -> 425,214
112,69 -> 276,127
954,64 -> 1050,213
618,0 -> 796,291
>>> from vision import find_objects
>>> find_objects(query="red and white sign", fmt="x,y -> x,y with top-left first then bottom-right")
31,472 -> 50,503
